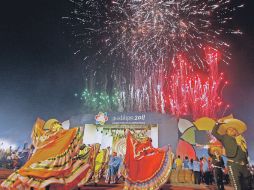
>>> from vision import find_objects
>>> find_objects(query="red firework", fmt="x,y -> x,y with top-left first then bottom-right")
164,47 -> 229,120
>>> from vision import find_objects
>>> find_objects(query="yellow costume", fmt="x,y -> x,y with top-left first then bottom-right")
77,143 -> 101,185
93,148 -> 110,183
1,118 -> 91,190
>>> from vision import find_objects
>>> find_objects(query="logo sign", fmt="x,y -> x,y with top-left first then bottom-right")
112,113 -> 146,124
95,112 -> 109,125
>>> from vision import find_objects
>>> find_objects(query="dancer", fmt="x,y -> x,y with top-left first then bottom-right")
93,147 -> 109,184
212,117 -> 252,190
124,131 -> 173,190
1,118 -> 91,190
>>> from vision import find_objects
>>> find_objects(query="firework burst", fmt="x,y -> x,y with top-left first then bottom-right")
164,47 -> 229,119
65,0 -> 243,116
66,0 -> 243,68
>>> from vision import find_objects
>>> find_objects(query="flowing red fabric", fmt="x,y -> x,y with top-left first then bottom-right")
125,132 -> 166,182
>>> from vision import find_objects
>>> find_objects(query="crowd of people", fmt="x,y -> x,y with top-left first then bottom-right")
0,118 -> 173,190
0,143 -> 34,170
173,154 -> 230,189
0,116 -> 253,190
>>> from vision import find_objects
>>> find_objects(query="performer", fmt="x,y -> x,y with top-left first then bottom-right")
124,131 -> 173,190
250,165 -> 254,189
75,143 -> 101,186
208,146 -> 225,190
212,117 -> 252,190
93,147 -> 109,184
100,147 -> 111,179
105,152 -> 122,184
1,118 -> 91,190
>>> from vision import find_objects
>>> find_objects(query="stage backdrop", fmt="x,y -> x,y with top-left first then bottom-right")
67,112 -> 178,152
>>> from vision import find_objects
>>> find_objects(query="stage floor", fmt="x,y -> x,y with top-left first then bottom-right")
81,183 -> 234,190
0,169 -> 233,190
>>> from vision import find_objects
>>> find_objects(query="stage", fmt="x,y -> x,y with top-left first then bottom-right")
80,183 -> 234,190
0,169 -> 234,190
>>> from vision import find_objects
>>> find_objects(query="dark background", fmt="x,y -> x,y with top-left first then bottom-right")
0,0 -> 254,158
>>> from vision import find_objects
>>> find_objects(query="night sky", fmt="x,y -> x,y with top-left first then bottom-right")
0,1 -> 254,157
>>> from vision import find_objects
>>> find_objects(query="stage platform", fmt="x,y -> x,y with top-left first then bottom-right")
0,169 -> 233,190
80,182 -> 233,190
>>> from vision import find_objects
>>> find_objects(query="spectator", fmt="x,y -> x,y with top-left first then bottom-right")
105,152 -> 122,184
208,146 -> 225,190
183,156 -> 189,169
208,158 -> 214,184
202,157 -> 211,185
175,155 -> 183,169
200,157 -> 204,182
193,157 -> 201,184
175,155 -> 183,183
188,158 -> 194,171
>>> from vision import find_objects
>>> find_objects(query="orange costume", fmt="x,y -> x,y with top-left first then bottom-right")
124,132 -> 173,190
1,118 -> 91,190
